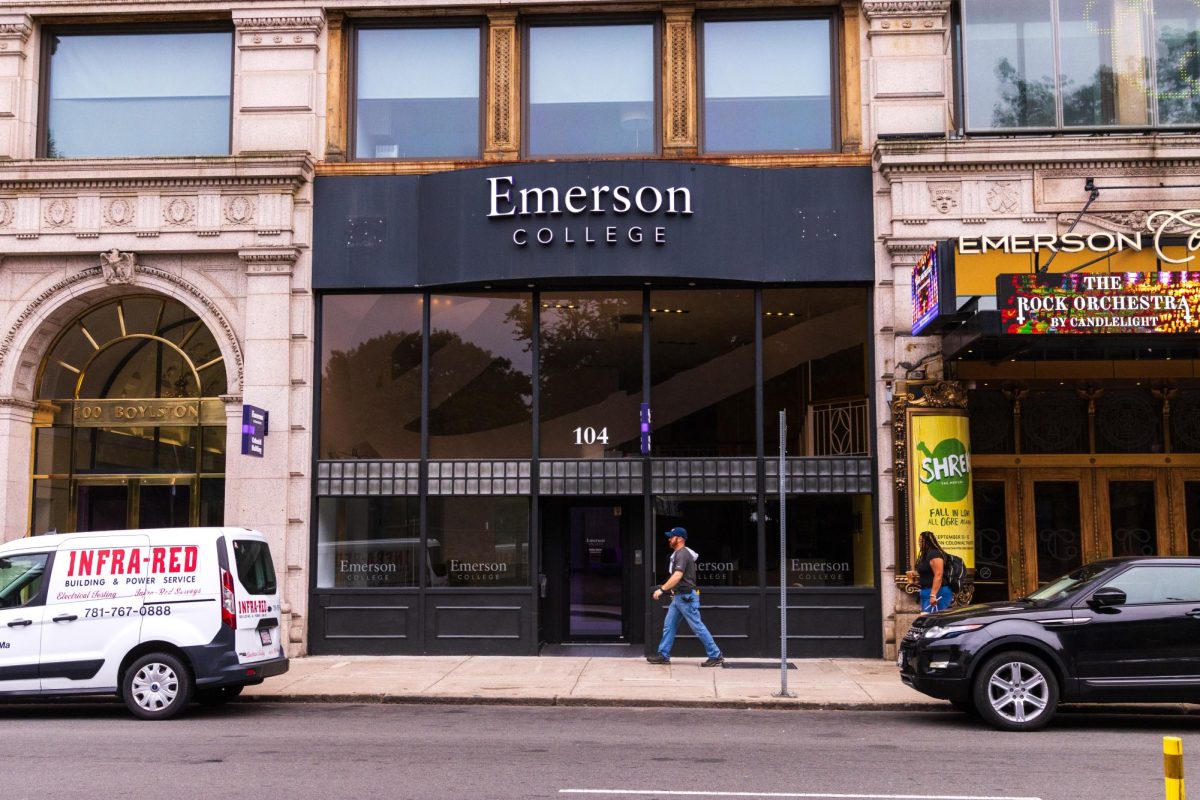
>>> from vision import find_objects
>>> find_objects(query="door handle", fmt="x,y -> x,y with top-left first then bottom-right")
1186,609 -> 1200,618
6,619 -> 31,627
53,614 -> 78,623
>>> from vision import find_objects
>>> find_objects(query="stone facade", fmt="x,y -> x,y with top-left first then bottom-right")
865,0 -> 1200,655
0,6 -> 322,655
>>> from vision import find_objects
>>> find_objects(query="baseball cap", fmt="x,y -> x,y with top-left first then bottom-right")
663,526 -> 688,540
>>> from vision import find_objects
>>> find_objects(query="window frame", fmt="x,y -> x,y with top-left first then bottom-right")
521,14 -> 663,160
38,22 -> 235,159
696,9 -> 841,155
0,551 -> 53,609
959,0 -> 1200,134
348,18 -> 487,162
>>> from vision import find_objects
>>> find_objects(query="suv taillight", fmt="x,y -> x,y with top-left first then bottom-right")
220,567 -> 236,629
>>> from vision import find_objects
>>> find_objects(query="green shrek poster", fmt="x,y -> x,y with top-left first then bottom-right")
908,411 -> 975,568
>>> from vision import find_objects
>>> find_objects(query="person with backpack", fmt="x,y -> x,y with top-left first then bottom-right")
915,530 -> 955,613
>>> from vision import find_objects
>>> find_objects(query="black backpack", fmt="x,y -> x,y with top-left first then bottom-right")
941,550 -> 966,593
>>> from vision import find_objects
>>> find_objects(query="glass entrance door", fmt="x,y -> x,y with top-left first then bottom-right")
75,478 -> 195,531
76,481 -> 129,532
567,505 -> 625,639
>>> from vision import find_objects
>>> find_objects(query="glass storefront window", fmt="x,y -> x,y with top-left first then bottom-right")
320,295 -> 424,459
701,18 -> 833,152
429,293 -> 533,458
766,495 -> 874,587
73,427 -> 197,474
427,497 -> 530,587
45,31 -> 232,157
762,288 -> 868,457
1156,0 -> 1200,125
355,27 -> 482,159
963,0 -> 1200,130
653,496 -> 758,587
35,428 -> 72,476
650,290 -> 755,457
539,292 -> 643,458
32,479 -> 70,535
963,0 -> 1057,130
527,24 -> 656,156
316,497 -> 421,589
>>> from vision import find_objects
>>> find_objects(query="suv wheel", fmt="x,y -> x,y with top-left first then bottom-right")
122,653 -> 194,721
973,652 -> 1058,732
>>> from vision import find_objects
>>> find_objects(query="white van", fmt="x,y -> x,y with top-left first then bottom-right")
0,527 -> 288,720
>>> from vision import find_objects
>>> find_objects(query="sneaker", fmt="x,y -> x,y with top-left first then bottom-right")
700,656 -> 725,668
646,654 -> 670,664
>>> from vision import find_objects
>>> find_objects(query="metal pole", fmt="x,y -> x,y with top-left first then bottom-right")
774,410 -> 794,698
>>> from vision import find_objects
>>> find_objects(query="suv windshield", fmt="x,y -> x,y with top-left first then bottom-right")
1025,562 -> 1115,603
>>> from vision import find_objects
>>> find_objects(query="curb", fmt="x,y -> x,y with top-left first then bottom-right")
238,694 -> 960,712
239,694 -> 1200,715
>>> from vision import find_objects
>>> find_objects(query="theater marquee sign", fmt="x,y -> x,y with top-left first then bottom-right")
959,209 -> 1200,263
998,272 -> 1200,334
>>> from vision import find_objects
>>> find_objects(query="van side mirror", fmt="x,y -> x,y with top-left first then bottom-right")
1088,586 -> 1127,609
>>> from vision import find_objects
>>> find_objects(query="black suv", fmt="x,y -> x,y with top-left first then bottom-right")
898,557 -> 1200,731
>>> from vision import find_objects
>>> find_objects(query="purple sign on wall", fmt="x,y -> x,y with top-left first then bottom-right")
241,404 -> 269,457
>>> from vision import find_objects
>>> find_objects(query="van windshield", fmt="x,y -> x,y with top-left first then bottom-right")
232,539 -> 277,596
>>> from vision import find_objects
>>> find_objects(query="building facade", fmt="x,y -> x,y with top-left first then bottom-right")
12,0 -> 1193,660
869,0 -> 1200,651
0,1 -> 887,658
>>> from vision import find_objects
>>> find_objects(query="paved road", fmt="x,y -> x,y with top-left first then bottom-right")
1,702 -> 1195,799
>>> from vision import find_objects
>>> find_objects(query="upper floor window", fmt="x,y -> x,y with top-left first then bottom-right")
354,25 -> 482,159
963,0 -> 1200,131
44,29 -> 232,158
700,17 -> 835,152
526,22 -> 656,156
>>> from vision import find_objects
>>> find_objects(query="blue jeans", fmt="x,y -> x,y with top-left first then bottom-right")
657,592 -> 721,659
920,587 -> 953,613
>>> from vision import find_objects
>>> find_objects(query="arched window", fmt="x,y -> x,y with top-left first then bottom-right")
31,296 -> 227,534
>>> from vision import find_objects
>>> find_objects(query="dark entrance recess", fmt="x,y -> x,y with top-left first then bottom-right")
540,498 -> 643,646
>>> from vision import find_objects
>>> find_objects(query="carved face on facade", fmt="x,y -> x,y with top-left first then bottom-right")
930,188 -> 959,214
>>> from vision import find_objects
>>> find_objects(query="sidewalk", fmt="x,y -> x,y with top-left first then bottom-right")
243,655 -> 941,710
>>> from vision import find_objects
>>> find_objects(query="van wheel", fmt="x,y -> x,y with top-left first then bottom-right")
122,653 -> 194,720
196,684 -> 244,707
973,652 -> 1058,732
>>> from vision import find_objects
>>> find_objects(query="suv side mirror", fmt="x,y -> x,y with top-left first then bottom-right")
1088,586 -> 1127,609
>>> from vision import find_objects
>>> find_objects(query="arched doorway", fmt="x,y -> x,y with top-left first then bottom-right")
30,295 -> 228,533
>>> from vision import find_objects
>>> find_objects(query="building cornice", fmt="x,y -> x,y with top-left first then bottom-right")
0,155 -> 314,192
862,1 -> 950,19
875,135 -> 1200,177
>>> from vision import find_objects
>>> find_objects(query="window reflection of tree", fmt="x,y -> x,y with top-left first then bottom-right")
321,330 -> 422,459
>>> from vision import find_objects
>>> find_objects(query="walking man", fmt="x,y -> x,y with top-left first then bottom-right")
647,526 -> 724,667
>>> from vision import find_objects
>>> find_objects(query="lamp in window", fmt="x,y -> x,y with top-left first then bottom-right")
619,107 -> 651,149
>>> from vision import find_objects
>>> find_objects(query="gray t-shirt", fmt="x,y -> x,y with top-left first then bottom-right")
667,546 -> 698,592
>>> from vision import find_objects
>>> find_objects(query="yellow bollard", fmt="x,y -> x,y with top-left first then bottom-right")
1165,736 -> 1185,800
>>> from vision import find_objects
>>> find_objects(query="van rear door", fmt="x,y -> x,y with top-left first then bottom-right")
224,535 -> 282,663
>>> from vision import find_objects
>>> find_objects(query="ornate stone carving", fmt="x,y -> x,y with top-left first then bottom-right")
103,198 -> 135,227
663,8 -> 695,152
1067,210 -> 1196,235
239,248 -> 299,275
0,199 -> 12,227
485,14 -> 518,159
224,195 -> 256,225
162,198 -> 195,226
99,249 -> 137,285
863,1 -> 951,19
0,265 -> 244,390
232,15 -> 325,33
44,198 -> 74,227
929,186 -> 959,214
987,181 -> 1019,213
